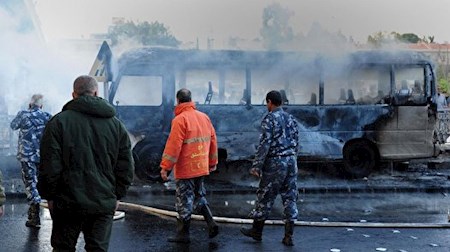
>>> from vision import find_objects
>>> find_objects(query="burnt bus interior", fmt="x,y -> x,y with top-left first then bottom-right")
92,43 -> 438,181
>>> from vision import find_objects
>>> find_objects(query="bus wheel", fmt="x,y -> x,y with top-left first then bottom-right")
343,141 -> 378,178
134,145 -> 165,182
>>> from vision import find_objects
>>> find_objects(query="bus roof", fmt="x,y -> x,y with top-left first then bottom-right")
117,47 -> 433,73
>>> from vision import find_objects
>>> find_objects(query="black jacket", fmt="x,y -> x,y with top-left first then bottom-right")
38,96 -> 134,214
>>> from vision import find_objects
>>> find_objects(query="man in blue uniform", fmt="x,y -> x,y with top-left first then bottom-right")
10,94 -> 52,227
241,90 -> 299,246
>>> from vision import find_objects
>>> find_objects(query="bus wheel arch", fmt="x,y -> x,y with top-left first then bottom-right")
133,143 -> 165,182
342,139 -> 380,178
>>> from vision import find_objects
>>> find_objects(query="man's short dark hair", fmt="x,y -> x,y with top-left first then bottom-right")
266,90 -> 282,106
73,75 -> 98,96
176,88 -> 192,103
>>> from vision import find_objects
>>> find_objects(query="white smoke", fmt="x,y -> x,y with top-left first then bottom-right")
0,7 -> 98,116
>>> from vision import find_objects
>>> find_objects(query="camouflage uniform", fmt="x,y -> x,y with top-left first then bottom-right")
176,176 -> 208,221
249,107 -> 299,222
10,106 -> 51,204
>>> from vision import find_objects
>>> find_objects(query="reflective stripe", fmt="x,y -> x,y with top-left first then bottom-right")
209,153 -> 218,159
183,136 -> 211,144
162,153 -> 177,163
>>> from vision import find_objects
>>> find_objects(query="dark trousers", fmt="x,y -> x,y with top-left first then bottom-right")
21,161 -> 41,204
249,156 -> 299,221
50,207 -> 113,252
175,176 -> 209,221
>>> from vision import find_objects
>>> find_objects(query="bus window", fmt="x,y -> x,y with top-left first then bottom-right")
223,69 -> 246,105
251,67 -> 319,105
251,67 -> 279,105
285,70 -> 319,105
176,68 -> 246,105
177,69 -> 219,104
113,75 -> 162,106
325,67 -> 390,105
394,67 -> 426,105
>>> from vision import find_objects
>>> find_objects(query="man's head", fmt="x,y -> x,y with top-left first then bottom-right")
29,94 -> 44,108
176,88 -> 192,104
265,90 -> 282,112
72,75 -> 98,98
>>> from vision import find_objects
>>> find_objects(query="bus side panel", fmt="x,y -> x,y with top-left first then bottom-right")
200,104 -> 392,162
377,106 -> 434,159
197,105 -> 266,161
116,106 -> 166,146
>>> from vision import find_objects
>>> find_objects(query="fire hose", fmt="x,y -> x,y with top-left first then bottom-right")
118,201 -> 450,228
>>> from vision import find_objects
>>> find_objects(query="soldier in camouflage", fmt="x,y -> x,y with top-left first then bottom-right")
241,90 -> 299,246
10,94 -> 51,227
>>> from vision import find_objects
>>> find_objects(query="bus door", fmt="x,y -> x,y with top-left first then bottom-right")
380,65 -> 434,159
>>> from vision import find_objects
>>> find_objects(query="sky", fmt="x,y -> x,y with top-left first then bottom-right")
2,0 -> 450,115
34,0 -> 450,45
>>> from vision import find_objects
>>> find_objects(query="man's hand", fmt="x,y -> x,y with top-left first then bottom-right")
209,165 -> 217,172
0,205 -> 4,218
250,167 -> 261,177
160,168 -> 169,181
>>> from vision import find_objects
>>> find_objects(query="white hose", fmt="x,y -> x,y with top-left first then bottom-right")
119,201 -> 450,228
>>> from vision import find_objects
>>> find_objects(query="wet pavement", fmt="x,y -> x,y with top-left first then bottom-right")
2,193 -> 450,252
3,155 -> 450,251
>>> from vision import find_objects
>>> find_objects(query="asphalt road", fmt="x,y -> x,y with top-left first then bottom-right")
2,191 -> 450,252
3,155 -> 450,251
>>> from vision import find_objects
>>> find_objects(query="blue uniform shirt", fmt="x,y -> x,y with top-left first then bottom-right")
10,106 -> 52,162
252,107 -> 299,170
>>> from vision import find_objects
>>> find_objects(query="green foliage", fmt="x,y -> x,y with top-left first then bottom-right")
367,31 -> 425,46
397,33 -> 421,43
107,20 -> 180,47
439,78 -> 450,94
367,31 -> 389,48
260,3 -> 294,50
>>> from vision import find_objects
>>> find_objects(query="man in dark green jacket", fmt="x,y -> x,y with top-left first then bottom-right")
38,75 -> 134,252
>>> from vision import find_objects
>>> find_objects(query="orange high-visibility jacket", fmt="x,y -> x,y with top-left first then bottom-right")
160,102 -> 218,179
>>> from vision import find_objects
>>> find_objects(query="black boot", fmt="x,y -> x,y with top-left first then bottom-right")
282,221 -> 294,246
25,203 -> 41,228
201,205 -> 219,238
167,218 -> 190,243
240,220 -> 265,241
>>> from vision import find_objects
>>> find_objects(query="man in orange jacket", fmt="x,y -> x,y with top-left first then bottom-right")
160,88 -> 219,243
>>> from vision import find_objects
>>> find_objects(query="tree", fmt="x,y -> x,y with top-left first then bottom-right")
367,31 -> 424,47
107,20 -> 180,47
439,78 -> 450,94
260,3 -> 294,50
367,31 -> 391,48
397,33 -> 421,43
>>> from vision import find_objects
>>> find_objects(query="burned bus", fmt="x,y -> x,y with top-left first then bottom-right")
90,42 -> 441,181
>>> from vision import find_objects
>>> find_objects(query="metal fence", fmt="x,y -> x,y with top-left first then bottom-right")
436,109 -> 450,143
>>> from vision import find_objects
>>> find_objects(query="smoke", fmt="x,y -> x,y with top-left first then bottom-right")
0,6 -> 97,116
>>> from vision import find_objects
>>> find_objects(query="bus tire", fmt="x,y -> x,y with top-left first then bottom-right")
134,144 -> 165,182
343,141 -> 378,178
